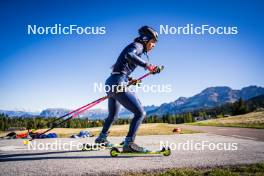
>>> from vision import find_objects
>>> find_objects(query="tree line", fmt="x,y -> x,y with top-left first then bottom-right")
0,95 -> 263,131
0,112 -> 195,131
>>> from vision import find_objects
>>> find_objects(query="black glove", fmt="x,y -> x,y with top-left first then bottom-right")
151,66 -> 163,74
128,77 -> 141,85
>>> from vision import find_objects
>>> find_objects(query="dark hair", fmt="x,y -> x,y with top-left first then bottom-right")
134,36 -> 147,52
134,37 -> 143,43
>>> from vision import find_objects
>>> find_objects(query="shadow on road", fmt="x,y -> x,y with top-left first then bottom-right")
0,150 -> 83,158
0,150 -> 162,162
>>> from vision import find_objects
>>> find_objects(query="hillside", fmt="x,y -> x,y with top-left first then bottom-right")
192,111 -> 264,129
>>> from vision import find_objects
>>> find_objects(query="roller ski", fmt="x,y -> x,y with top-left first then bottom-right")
110,142 -> 171,157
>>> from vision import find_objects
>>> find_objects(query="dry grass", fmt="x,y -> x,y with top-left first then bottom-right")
192,111 -> 264,129
51,123 -> 199,137
0,123 -> 199,138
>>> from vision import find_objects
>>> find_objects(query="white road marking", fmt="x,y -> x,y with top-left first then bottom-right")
0,145 -> 28,151
231,135 -> 256,140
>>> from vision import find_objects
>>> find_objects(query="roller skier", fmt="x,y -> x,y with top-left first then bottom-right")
95,26 -> 161,153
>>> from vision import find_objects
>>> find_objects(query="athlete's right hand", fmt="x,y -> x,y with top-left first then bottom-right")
147,64 -> 157,72
146,64 -> 160,74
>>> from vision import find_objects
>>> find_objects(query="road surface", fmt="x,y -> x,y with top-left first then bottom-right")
0,132 -> 264,175
176,124 -> 264,141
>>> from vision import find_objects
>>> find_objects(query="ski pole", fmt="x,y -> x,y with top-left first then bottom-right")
48,66 -> 164,126
26,66 -> 164,143
46,97 -> 107,127
29,96 -> 109,141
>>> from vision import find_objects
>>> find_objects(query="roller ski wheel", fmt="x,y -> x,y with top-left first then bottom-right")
110,147 -> 120,157
82,143 -> 94,151
161,147 -> 171,156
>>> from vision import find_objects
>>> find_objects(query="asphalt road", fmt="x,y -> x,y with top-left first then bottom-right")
0,133 -> 264,175
176,124 -> 264,141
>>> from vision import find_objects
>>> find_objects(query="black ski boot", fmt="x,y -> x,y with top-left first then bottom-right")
123,142 -> 148,153
95,136 -> 113,147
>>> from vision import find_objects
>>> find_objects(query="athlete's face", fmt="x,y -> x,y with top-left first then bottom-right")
146,39 -> 156,52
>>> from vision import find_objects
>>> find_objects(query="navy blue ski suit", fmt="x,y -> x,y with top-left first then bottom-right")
100,41 -> 148,143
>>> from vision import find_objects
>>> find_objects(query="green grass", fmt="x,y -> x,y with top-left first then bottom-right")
191,111 -> 264,129
123,163 -> 264,176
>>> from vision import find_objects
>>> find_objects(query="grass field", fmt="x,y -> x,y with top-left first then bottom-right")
191,111 -> 264,129
124,163 -> 264,176
0,123 -> 200,138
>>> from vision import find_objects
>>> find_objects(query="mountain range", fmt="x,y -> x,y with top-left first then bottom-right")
1,85 -> 264,119
148,86 -> 264,116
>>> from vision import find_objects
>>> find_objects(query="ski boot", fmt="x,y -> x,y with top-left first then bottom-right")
122,142 -> 149,153
94,136 -> 113,147
82,133 -> 113,151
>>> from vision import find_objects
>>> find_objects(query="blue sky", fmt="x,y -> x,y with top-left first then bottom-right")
0,0 -> 263,112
